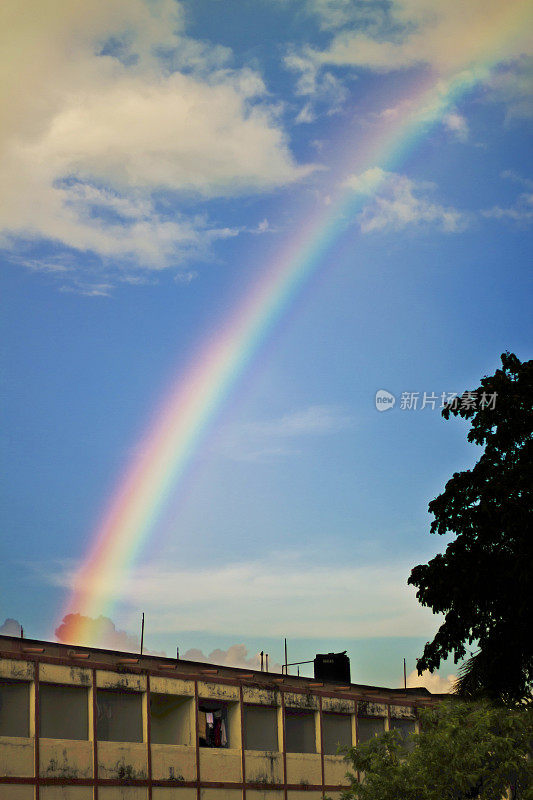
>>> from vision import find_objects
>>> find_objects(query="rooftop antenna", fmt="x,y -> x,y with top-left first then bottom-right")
284,638 -> 288,675
140,612 -> 145,655
176,646 -> 179,660
403,658 -> 407,690
266,654 -> 269,672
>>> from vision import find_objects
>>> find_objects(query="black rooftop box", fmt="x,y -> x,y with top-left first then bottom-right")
314,651 -> 351,684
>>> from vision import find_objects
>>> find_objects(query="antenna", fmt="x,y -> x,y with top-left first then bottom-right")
403,658 -> 407,689
284,638 -> 288,675
266,654 -> 269,672
140,612 -> 145,655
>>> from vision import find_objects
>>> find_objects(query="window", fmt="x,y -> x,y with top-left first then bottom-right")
390,718 -> 416,749
96,689 -> 143,742
285,708 -> 316,753
357,716 -> 385,743
243,705 -> 278,751
0,680 -> 30,737
40,684 -> 88,740
322,712 -> 352,755
150,693 -> 192,745
198,701 -> 229,748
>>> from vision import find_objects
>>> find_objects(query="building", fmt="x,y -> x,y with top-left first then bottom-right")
0,634 -> 434,800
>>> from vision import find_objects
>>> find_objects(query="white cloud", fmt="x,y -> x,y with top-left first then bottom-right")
406,668 -> 456,694
481,170 -> 533,223
52,556 -> 441,640
443,112 -> 469,141
217,404 -> 353,461
0,618 -> 23,637
183,644 -> 282,673
285,50 -> 348,118
304,0 -> 532,76
482,193 -> 533,223
0,0 -> 312,282
345,169 -> 467,233
483,57 -> 533,119
344,167 -> 387,195
55,612 -> 165,654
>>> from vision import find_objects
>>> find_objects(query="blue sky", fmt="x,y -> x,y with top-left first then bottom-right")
1,0 -> 532,689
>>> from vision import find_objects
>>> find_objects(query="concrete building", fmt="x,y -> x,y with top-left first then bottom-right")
0,634 -> 434,800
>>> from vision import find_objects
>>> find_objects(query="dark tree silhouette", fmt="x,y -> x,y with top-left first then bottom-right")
408,352 -> 533,704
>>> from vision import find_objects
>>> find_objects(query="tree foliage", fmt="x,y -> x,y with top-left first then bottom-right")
338,701 -> 533,800
408,352 -> 533,704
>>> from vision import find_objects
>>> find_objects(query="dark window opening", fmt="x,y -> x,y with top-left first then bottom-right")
198,700 -> 229,748
390,718 -> 416,749
0,679 -> 30,738
322,712 -> 352,755
357,716 -> 385,743
243,704 -> 278,751
285,708 -> 316,753
40,683 -> 88,740
150,693 -> 192,745
96,688 -> 142,742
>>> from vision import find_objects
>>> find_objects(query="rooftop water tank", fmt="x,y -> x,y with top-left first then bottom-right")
314,651 -> 351,684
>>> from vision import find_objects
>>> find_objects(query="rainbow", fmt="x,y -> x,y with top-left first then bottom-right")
60,1 -> 530,645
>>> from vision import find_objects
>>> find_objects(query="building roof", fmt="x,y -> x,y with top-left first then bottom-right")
0,633 -> 433,704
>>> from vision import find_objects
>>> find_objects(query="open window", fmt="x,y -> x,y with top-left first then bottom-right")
322,712 -> 352,755
0,679 -> 30,738
40,683 -> 88,740
198,700 -> 230,748
150,693 -> 193,745
285,708 -> 316,753
96,688 -> 143,743
243,704 -> 278,751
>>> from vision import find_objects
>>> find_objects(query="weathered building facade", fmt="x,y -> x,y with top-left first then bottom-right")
0,635 -> 433,799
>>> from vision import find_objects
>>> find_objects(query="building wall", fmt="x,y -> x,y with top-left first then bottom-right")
0,641 -> 427,798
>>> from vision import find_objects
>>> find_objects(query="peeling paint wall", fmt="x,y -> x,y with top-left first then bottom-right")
40,788 -> 93,800
247,791 -> 284,800
98,741 -> 148,780
0,787 -> 33,800
0,736 -> 33,776
0,646 -> 431,795
245,750 -> 283,783
99,788 -> 148,800
243,704 -> 278,751
151,742 -> 196,781
40,738 -> 93,778
199,747 -> 242,781
153,789 -> 196,800
285,751 -> 322,784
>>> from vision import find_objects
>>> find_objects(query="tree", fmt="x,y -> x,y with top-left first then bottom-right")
337,701 -> 533,800
408,352 -> 533,704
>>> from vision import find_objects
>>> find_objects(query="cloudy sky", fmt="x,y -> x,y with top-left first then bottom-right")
1,0 -> 531,688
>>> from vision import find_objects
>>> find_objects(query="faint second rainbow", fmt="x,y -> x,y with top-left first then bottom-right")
61,1 -> 531,645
